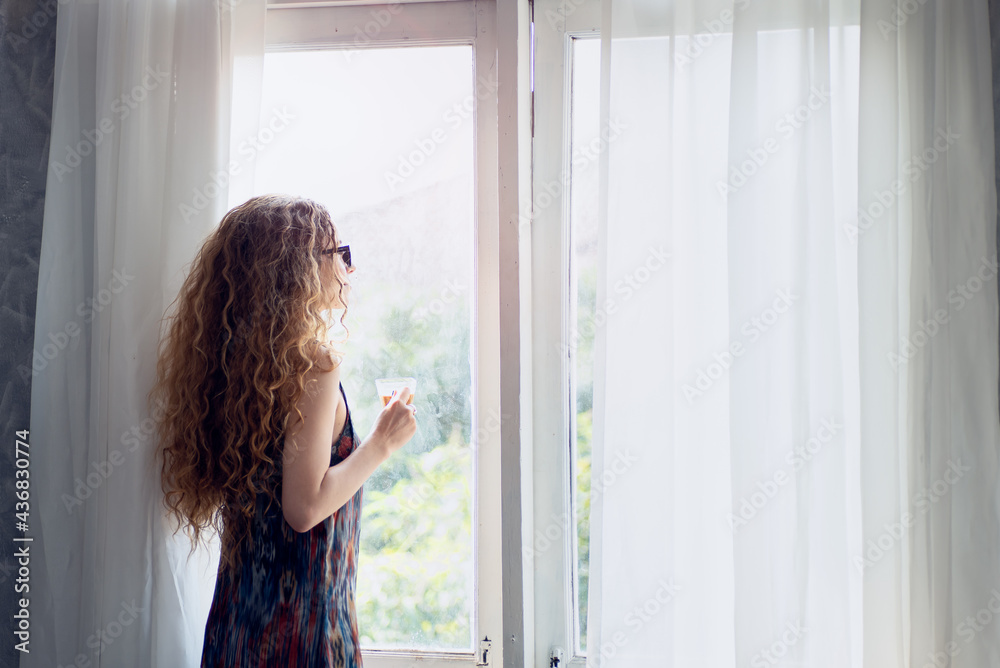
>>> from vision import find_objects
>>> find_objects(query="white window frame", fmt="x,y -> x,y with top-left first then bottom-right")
259,1 -> 530,667
529,1 -> 600,667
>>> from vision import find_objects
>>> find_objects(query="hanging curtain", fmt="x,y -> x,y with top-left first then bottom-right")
587,0 -> 1000,666
28,0 -> 265,666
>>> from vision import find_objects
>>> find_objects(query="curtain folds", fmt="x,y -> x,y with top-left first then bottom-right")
29,1 -> 265,666
28,0 -> 1000,665
588,1 -> 1000,666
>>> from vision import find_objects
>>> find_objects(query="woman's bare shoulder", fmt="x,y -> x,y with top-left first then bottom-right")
304,340 -> 343,373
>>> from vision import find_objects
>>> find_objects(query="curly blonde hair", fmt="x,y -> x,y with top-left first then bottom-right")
149,194 -> 349,571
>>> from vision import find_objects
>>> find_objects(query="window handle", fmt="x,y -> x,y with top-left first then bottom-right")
476,636 -> 492,666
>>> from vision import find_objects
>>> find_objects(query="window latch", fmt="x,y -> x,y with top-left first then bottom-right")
550,646 -> 565,667
476,636 -> 492,666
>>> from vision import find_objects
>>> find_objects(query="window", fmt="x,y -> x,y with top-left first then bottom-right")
257,44 -> 477,651
567,35 -> 601,655
529,1 -> 602,665
531,3 -> 863,666
238,2 -> 507,666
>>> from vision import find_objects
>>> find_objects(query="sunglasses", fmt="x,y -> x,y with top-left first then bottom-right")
321,245 -> 352,269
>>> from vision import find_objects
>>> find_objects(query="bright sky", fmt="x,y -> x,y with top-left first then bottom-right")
254,45 -> 475,218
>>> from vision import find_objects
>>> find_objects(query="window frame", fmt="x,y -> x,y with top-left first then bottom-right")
529,1 -> 601,667
257,1 -> 528,666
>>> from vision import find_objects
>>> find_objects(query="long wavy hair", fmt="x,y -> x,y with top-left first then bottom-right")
149,194 -> 349,571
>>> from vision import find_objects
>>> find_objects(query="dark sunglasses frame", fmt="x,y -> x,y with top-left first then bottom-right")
321,245 -> 352,269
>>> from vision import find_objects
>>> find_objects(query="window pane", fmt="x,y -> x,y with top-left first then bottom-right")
569,36 -> 601,654
255,46 -> 475,651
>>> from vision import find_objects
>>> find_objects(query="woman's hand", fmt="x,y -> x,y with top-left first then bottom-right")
366,387 -> 417,457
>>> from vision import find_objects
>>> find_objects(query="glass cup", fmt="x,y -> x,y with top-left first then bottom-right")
375,377 -> 417,406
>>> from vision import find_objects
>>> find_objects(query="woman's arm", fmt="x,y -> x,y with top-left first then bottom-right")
281,357 -> 417,533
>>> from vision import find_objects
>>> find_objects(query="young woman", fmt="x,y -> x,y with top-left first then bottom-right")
149,194 -> 417,667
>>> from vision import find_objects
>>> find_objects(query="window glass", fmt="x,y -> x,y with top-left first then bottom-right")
569,35 -> 600,654
256,45 -> 476,651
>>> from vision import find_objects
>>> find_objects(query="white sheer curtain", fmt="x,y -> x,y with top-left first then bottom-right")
28,1 -> 265,666
587,0 -> 1000,666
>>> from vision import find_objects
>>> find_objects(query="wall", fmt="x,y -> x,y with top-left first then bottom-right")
0,1 -> 57,665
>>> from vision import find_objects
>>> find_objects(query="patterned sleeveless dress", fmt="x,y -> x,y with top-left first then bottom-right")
201,382 -> 364,667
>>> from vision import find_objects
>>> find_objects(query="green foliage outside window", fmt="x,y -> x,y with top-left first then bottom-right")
350,287 -> 594,651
